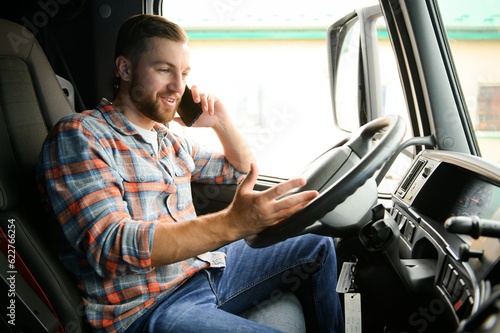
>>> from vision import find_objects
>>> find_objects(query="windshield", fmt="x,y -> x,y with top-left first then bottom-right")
162,0 -> 500,178
436,0 -> 500,164
163,0 -> 378,178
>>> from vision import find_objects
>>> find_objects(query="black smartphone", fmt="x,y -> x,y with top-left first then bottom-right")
177,85 -> 203,127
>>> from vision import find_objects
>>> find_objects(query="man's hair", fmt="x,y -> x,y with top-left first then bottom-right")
115,14 -> 188,66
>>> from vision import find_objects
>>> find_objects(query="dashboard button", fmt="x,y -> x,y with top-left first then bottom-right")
456,288 -> 474,318
452,279 -> 466,303
447,270 -> 459,296
422,166 -> 432,178
442,263 -> 453,288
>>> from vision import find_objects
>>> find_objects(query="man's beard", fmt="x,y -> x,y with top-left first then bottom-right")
130,80 -> 179,124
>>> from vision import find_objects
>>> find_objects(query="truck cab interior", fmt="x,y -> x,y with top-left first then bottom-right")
1,1 -> 499,332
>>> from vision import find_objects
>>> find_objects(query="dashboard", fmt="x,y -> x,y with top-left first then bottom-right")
390,150 -> 500,325
448,178 -> 499,220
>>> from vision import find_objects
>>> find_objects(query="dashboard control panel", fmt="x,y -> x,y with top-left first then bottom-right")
391,150 -> 500,324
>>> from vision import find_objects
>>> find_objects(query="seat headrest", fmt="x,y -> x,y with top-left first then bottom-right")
0,19 -> 74,128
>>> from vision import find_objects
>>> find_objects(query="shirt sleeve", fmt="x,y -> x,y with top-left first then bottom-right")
37,115 -> 156,279
174,133 -> 246,184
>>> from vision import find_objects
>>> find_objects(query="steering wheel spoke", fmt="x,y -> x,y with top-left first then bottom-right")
246,115 -> 406,248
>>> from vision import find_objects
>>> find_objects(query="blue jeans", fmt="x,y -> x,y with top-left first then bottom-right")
124,234 -> 343,333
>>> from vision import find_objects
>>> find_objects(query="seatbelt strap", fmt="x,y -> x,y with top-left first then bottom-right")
0,224 -> 65,332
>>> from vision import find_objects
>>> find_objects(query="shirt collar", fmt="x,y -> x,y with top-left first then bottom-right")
96,98 -> 169,137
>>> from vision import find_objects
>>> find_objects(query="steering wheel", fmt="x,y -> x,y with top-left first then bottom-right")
246,115 -> 406,248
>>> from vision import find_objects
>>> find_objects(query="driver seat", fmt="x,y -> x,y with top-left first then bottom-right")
0,18 -> 89,332
0,18 -> 305,332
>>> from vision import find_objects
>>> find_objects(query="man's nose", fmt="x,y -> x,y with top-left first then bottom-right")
167,74 -> 184,93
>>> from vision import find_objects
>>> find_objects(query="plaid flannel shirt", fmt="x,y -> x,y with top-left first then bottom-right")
36,99 -> 244,332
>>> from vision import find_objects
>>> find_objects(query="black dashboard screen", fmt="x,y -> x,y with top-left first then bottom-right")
411,163 -> 500,223
448,177 -> 500,220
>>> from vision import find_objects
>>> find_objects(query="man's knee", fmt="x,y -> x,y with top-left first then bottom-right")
294,234 -> 336,262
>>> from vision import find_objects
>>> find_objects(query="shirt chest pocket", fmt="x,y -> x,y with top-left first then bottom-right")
116,157 -> 194,220
119,159 -> 169,185
160,156 -> 194,214
117,160 -> 175,220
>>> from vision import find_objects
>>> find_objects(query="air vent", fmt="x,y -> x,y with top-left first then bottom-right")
398,159 -> 426,197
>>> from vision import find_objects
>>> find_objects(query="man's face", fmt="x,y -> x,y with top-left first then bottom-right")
129,37 -> 190,124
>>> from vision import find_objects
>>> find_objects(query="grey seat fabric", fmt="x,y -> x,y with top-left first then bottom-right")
240,291 -> 306,333
0,18 -> 305,333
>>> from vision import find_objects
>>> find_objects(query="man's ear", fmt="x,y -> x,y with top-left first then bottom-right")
116,56 -> 132,81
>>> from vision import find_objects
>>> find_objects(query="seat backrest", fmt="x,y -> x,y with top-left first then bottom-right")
0,19 -> 90,332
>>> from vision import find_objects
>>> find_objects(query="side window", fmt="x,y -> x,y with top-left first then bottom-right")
376,17 -> 413,193
163,1 -> 379,178
377,18 -> 408,127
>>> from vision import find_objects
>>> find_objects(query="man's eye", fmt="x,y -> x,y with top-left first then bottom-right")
182,72 -> 189,78
159,68 -> 170,73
